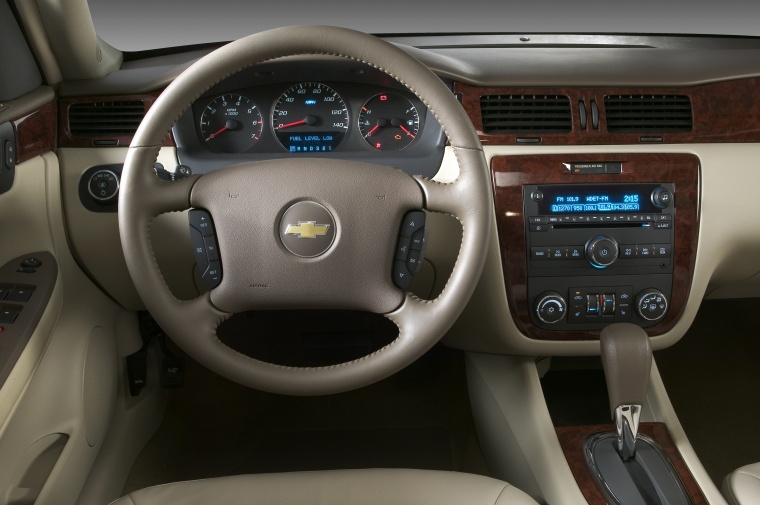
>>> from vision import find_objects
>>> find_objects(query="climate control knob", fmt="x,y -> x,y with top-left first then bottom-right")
534,291 -> 567,324
585,236 -> 619,268
636,289 -> 668,322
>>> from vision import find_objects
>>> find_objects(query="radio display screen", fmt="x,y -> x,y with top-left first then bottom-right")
536,184 -> 661,214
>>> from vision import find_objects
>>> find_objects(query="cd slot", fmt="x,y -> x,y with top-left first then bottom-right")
553,222 -> 649,229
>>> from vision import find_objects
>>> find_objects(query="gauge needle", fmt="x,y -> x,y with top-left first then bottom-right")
399,124 -> 416,139
364,124 -> 381,137
205,126 -> 228,141
277,119 -> 307,129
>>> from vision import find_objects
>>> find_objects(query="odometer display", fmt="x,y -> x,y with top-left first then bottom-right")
271,82 -> 348,152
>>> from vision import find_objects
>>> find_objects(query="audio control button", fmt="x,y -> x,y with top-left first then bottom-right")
568,246 -> 584,259
638,244 -> 654,257
535,291 -> 567,324
550,247 -> 566,260
531,247 -> 549,261
585,236 -> 619,268
620,245 -> 637,258
651,187 -> 673,208
653,244 -> 672,257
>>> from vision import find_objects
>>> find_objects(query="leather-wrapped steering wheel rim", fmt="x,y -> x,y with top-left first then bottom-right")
119,25 -> 492,395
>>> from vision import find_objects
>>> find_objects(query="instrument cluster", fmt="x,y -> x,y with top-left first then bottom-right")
194,81 -> 424,155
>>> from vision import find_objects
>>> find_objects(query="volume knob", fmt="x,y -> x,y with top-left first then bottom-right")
585,235 -> 619,269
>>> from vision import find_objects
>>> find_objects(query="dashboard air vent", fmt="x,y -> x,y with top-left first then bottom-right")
480,94 -> 571,134
604,95 -> 693,133
68,101 -> 145,136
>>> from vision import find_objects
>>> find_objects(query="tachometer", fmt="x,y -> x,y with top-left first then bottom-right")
272,82 -> 348,152
200,94 -> 263,153
359,93 -> 419,151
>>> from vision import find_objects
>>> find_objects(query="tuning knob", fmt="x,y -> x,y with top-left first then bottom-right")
585,235 -> 619,269
635,289 -> 668,322
535,291 -> 567,324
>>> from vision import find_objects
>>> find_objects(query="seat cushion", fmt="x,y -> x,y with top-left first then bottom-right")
110,469 -> 539,505
723,463 -> 760,505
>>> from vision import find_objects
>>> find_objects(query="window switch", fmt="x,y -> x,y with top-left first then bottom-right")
7,286 -> 33,302
0,308 -> 19,324
0,284 -> 12,300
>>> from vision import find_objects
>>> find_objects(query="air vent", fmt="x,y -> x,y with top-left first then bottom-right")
604,95 -> 692,133
68,101 -> 145,136
480,95 -> 571,134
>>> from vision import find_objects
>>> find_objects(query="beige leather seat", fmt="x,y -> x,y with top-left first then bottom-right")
110,469 -> 539,505
723,463 -> 760,505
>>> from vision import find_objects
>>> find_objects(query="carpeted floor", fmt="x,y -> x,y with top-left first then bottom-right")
122,343 -> 489,494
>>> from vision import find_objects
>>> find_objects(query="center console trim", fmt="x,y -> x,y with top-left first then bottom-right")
492,153 -> 700,341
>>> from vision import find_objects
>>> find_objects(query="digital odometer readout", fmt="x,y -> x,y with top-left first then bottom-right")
550,193 -> 640,213
535,184 -> 661,214
278,133 -> 344,153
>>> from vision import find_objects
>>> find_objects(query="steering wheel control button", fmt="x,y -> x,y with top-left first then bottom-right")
393,211 -> 429,289
87,169 -> 120,203
20,258 -> 42,268
393,261 -> 413,291
651,187 -> 673,208
636,289 -> 668,322
188,209 -> 223,290
280,201 -> 336,258
400,211 -> 426,237
535,291 -> 567,324
585,236 -> 619,268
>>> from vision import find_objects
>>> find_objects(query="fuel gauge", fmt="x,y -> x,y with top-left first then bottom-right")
358,93 -> 419,151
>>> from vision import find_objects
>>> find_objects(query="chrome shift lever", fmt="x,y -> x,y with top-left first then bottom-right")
600,323 -> 652,460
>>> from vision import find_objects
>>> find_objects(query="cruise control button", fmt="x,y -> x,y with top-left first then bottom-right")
189,209 -> 215,237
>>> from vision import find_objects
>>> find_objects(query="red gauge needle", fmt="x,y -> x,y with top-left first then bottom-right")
277,119 -> 307,129
205,127 -> 228,141
364,124 -> 381,137
399,125 -> 416,139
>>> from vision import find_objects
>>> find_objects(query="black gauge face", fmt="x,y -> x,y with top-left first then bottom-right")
200,94 -> 263,153
272,82 -> 349,152
358,93 -> 420,151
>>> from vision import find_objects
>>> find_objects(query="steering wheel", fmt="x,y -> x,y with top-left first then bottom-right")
120,26 -> 492,395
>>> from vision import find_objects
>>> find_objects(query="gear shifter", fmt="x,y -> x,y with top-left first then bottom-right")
600,323 -> 652,460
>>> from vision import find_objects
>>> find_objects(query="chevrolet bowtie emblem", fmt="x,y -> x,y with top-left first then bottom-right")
285,221 -> 330,239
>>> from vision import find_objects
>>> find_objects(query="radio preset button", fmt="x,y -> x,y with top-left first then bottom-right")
620,245 -> 637,258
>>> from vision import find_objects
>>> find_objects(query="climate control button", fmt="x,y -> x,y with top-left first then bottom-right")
535,291 -> 567,324
585,236 -> 619,268
635,289 -> 668,321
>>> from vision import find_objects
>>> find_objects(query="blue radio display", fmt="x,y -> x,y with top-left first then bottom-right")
535,184 -> 660,214
550,193 -> 640,213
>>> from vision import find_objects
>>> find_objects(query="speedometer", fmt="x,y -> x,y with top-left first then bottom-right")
271,82 -> 348,152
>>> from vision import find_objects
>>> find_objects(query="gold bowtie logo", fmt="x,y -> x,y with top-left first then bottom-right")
285,221 -> 330,239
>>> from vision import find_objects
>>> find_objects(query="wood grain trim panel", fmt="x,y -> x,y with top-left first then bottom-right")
456,78 -> 760,145
492,153 -> 699,341
13,101 -> 56,164
556,423 -> 709,505
58,91 -> 174,148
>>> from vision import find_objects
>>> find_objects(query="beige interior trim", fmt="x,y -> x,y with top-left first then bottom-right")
33,0 -> 122,81
12,0 -> 62,86
0,86 -> 54,125
111,469 -> 539,505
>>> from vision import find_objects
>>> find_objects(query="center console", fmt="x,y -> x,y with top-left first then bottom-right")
492,153 -> 700,340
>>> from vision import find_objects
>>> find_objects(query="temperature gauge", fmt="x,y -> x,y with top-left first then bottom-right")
358,93 -> 420,151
